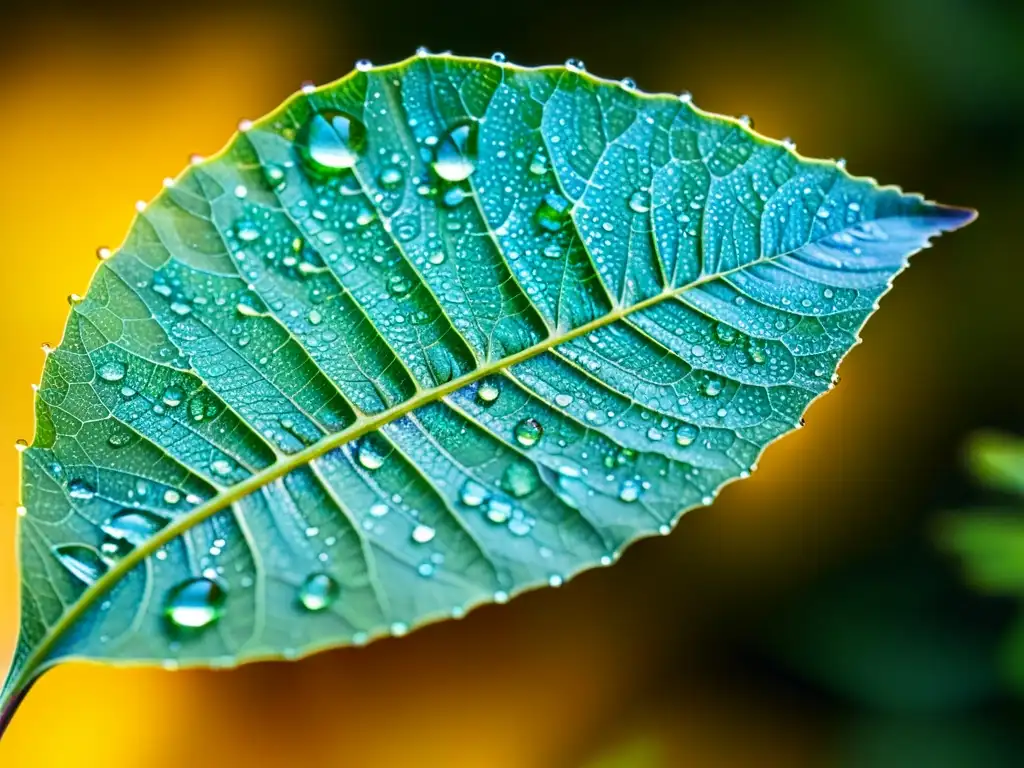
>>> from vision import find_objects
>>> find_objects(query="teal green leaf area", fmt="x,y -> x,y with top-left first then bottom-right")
4,54 -> 973,713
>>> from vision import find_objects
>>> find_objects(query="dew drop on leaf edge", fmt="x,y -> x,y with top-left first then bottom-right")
297,110 -> 367,173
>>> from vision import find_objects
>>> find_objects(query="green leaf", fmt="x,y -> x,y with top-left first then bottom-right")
966,431 -> 1024,496
940,512 -> 1024,593
1,53 -> 973,725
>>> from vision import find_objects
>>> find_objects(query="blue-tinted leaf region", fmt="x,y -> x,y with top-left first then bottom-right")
2,53 -> 973,720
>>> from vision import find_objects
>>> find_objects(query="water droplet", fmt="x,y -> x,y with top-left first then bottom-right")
68,478 -> 96,501
477,380 -> 501,404
565,58 -> 586,72
620,77 -> 637,90
502,463 -> 537,498
96,246 -> 112,260
714,323 -> 737,344
298,110 -> 367,173
535,191 -> 572,232
618,479 -> 641,503
491,52 -> 507,63
162,385 -> 184,407
298,572 -> 340,612
459,479 -> 489,507
210,459 -> 234,477
355,59 -> 372,72
514,418 -> 543,448
237,223 -> 261,242
486,499 -> 513,524
675,424 -> 699,447
236,302 -> 262,318
102,509 -> 167,549
442,186 -> 469,208
628,190 -> 651,213
369,503 -> 389,518
98,361 -> 126,382
379,166 -> 404,188
54,544 -> 108,585
357,440 -> 384,470
165,577 -> 226,629
529,150 -> 549,176
412,524 -> 436,544
308,309 -> 322,325
703,378 -> 723,397
554,393 -> 573,407
431,122 -> 478,182
387,274 -> 412,297
14,439 -> 28,452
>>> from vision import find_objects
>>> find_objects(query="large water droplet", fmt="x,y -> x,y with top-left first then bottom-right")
628,190 -> 651,214
162,385 -> 184,407
165,577 -> 226,629
675,423 -> 700,447
477,380 -> 501,404
298,110 -> 367,173
514,418 -> 543,448
431,122 -> 478,182
459,479 -> 489,507
101,509 -> 167,549
502,463 -> 538,498
98,361 -> 126,382
535,192 -> 571,232
357,439 -> 384,470
412,524 -> 436,544
54,544 -> 108,585
68,478 -> 96,501
298,572 -> 340,612
618,479 -> 641,503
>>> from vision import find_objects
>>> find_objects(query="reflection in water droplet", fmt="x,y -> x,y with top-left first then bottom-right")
442,186 -> 468,208
459,479 -> 489,507
165,577 -> 226,629
431,122 -> 478,182
54,544 -> 108,585
210,459 -> 234,477
514,418 -> 543,448
98,361 -> 127,382
704,378 -> 723,397
618,479 -> 641,503
298,572 -> 340,612
535,191 -> 572,232
102,509 -> 167,550
357,440 -> 385,470
486,499 -> 512,524
412,524 -> 436,544
379,166 -> 404,188
298,110 -> 367,173
675,423 -> 700,447
68,479 -> 96,501
477,380 -> 501,404
502,463 -> 538,498
387,274 -> 413,297
628,190 -> 651,213
715,323 -> 736,344
162,385 -> 184,407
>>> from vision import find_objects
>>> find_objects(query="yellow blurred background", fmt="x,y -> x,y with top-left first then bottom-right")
0,1 -> 1018,766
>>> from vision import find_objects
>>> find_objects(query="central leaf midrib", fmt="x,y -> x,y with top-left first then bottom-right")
16,257 -> 768,690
